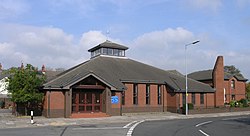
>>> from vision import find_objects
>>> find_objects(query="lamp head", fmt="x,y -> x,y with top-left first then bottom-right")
192,40 -> 200,44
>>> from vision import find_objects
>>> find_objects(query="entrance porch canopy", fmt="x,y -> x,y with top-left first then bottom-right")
43,72 -> 119,91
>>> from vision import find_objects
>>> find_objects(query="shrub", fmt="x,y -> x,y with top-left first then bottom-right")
238,99 -> 249,107
182,103 -> 194,113
188,103 -> 194,110
229,100 -> 237,107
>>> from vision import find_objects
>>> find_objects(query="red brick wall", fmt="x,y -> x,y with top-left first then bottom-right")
224,78 -> 246,103
194,93 -> 200,108
179,93 -> 215,109
163,85 -> 168,111
123,83 -> 133,107
111,92 -> 121,109
110,91 -> 121,116
167,91 -> 177,112
43,90 -> 65,117
235,81 -> 246,100
150,85 -> 158,106
50,91 -> 64,109
122,83 -> 164,113
206,93 -> 215,107
138,84 -> 146,106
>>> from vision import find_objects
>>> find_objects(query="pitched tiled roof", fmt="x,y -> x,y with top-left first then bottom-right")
188,70 -> 213,81
43,56 -> 214,93
224,72 -> 248,81
167,70 -> 184,76
44,71 -> 63,81
88,40 -> 128,52
188,69 -> 248,81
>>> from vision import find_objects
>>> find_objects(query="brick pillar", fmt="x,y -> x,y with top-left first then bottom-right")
213,56 -> 225,107
64,89 -> 72,118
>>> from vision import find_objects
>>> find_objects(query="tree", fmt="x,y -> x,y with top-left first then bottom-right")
247,82 -> 250,101
224,65 -> 243,77
7,64 -> 45,115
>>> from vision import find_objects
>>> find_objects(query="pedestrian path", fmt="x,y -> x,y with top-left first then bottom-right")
0,110 -> 250,129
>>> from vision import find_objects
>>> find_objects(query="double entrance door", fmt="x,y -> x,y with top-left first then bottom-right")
72,91 -> 102,113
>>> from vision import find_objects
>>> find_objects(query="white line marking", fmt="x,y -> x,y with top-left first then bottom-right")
195,121 -> 213,127
126,120 -> 145,136
123,121 -> 138,128
73,127 -> 124,130
199,129 -> 210,136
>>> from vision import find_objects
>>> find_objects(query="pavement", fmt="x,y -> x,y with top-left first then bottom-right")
1,109 -> 250,129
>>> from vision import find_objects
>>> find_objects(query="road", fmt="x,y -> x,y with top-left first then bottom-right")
133,115 -> 250,136
0,121 -> 137,136
0,115 -> 249,136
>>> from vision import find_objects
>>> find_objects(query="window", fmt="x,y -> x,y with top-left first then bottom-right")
200,93 -> 204,104
118,50 -> 125,56
118,50 -> 123,56
133,84 -> 138,105
231,80 -> 235,89
192,93 -> 195,104
121,91 -> 125,105
146,84 -> 150,105
108,48 -> 113,55
182,93 -> 186,105
102,48 -> 108,55
95,49 -> 101,56
157,85 -> 161,105
232,94 -> 235,100
113,49 -> 119,56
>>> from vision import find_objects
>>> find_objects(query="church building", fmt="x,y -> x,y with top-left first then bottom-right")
42,40 -> 245,118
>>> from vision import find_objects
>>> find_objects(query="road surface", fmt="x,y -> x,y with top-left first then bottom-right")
0,115 -> 249,136
133,115 -> 250,136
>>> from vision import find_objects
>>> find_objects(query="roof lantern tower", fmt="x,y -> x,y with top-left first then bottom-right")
88,40 -> 129,58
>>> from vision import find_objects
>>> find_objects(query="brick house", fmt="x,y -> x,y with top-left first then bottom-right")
189,56 -> 248,106
0,63 -> 12,109
42,41 -> 245,118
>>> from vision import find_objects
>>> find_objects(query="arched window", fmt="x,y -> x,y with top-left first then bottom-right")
231,80 -> 235,89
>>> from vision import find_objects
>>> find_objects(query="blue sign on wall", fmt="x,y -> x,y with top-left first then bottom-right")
111,96 -> 119,104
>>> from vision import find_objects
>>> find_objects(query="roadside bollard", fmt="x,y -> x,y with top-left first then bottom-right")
31,111 -> 34,124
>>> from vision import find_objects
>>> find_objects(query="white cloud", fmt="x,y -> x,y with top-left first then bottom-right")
79,31 -> 107,50
0,23 -> 249,80
133,27 -> 194,48
0,0 -> 29,20
0,24 -> 78,69
129,27 -> 199,70
0,42 -> 14,55
129,27 -> 250,80
0,24 -> 111,70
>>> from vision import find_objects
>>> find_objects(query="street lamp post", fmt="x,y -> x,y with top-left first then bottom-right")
185,40 -> 200,115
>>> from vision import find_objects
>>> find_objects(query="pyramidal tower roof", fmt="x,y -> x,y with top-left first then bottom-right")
88,40 -> 129,58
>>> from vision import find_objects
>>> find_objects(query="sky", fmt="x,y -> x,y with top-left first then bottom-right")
0,0 -> 250,80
